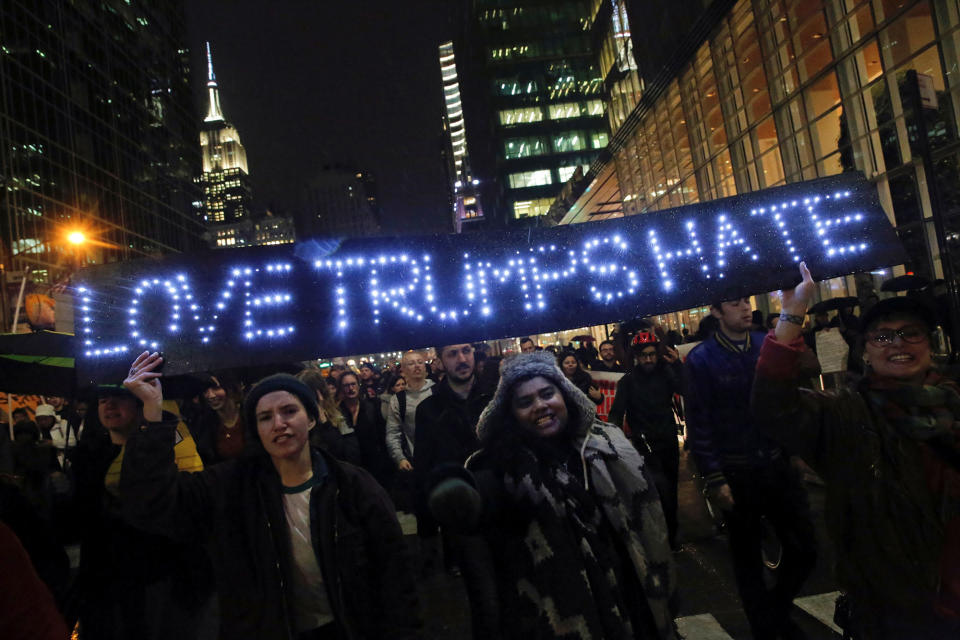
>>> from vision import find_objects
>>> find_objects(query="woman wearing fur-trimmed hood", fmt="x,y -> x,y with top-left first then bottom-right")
429,352 -> 677,639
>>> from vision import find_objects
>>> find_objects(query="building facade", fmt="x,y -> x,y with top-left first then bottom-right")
197,42 -> 253,248
473,0 -> 610,221
254,211 -> 296,246
0,0 -> 204,284
559,0 -> 960,329
439,41 -> 485,232
301,166 -> 381,238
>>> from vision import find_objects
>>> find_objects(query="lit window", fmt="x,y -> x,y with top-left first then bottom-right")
508,169 -> 553,189
498,107 -> 544,125
587,100 -> 605,116
553,133 -> 585,153
549,103 -> 581,119
591,131 -> 609,149
558,166 -> 579,182
512,197 -> 554,218
504,136 -> 547,159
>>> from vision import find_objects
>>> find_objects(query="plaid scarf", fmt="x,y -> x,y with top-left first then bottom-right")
477,423 -> 677,639
868,371 -> 960,617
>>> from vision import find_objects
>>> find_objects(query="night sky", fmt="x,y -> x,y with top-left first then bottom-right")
186,1 -> 461,234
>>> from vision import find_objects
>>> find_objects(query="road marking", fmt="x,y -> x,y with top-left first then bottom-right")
675,613 -> 735,639
676,592 -> 844,638
795,591 -> 843,633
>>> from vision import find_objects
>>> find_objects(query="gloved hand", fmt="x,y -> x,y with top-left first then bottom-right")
428,477 -> 482,532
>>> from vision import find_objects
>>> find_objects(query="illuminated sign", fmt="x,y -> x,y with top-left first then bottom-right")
75,173 -> 905,383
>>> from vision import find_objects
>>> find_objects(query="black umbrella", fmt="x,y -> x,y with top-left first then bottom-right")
807,296 -> 859,315
0,330 -> 76,395
880,274 -> 930,292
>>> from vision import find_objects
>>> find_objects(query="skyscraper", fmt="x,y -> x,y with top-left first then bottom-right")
472,0 -> 609,222
301,165 -> 381,238
197,42 -> 253,248
439,41 -> 484,233
0,0 -> 204,284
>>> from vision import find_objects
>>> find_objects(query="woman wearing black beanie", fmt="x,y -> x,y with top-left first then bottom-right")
118,352 -> 422,640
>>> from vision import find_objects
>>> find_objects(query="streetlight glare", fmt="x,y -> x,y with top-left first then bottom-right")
68,231 -> 86,245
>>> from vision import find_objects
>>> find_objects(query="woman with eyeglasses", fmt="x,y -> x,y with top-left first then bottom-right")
752,263 -> 960,639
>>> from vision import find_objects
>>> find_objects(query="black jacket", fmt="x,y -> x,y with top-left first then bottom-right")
309,419 -> 362,467
569,369 -> 603,405
414,377 -> 491,498
70,420 -> 212,639
608,361 -> 683,451
120,420 -> 421,640
341,398 -> 392,488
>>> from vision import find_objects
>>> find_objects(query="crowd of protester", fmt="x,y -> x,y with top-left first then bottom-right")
1,262 -> 959,639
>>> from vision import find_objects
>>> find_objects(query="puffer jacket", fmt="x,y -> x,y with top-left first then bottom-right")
752,332 -> 953,625
120,419 -> 421,639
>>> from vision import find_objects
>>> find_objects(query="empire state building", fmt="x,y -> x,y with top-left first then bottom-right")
197,42 -> 253,247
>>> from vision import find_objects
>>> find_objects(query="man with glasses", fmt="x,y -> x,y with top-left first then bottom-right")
337,370 -> 391,488
686,295 -> 816,640
590,339 -> 627,372
608,330 -> 684,550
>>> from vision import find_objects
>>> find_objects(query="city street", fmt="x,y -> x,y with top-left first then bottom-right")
4,1 -> 960,637
416,445 -> 844,640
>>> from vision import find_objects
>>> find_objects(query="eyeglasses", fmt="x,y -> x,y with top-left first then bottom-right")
866,325 -> 929,347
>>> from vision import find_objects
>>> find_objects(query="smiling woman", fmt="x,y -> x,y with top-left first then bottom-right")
754,264 -> 960,637
427,352 -> 678,639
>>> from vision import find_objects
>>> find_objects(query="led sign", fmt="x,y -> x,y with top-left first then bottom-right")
75,173 -> 905,384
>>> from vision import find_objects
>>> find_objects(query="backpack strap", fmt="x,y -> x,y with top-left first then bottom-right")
398,390 -> 407,424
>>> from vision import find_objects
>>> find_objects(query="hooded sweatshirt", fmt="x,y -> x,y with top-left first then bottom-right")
385,379 -> 435,465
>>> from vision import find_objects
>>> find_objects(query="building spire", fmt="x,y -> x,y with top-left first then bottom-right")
204,41 -> 225,123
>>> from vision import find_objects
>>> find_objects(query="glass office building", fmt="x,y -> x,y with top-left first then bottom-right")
439,41 -> 485,232
560,0 -> 960,320
0,0 -> 204,283
474,0 -> 609,220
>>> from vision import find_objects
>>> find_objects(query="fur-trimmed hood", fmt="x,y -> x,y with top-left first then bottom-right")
475,351 -> 598,443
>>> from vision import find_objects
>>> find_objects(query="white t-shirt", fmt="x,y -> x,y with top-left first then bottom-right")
282,480 -> 334,633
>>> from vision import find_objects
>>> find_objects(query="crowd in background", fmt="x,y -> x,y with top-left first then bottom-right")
2,277 -> 958,639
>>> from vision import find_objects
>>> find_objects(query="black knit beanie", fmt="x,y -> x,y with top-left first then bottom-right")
243,373 -> 320,433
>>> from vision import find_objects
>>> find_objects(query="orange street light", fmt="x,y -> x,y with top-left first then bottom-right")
67,230 -> 86,245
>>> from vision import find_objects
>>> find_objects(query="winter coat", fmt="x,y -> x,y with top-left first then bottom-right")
184,408 -> 247,466
70,417 -> 211,640
413,377 -> 490,500
752,332 -> 955,625
450,353 -> 677,639
341,398 -> 392,488
568,368 -> 603,405
120,419 -> 421,640
608,361 -> 683,451
309,418 -> 362,467
684,330 -> 782,488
